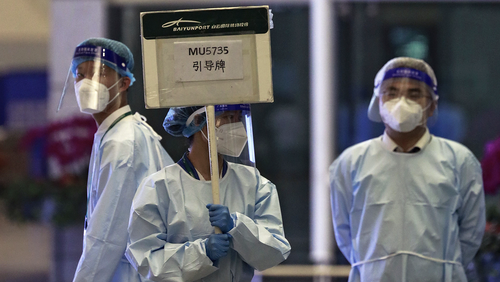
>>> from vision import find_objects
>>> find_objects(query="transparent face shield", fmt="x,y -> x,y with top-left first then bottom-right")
214,104 -> 255,168
192,104 -> 255,168
378,77 -> 435,132
374,67 -> 438,129
58,45 -> 128,113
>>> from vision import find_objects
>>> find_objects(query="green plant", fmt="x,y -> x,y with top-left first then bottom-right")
1,178 -> 49,222
470,202 -> 500,281
0,174 -> 87,227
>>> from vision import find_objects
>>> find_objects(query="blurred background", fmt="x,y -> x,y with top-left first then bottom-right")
1,0 -> 500,281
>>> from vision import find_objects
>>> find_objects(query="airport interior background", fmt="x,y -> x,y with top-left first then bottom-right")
1,0 -> 500,281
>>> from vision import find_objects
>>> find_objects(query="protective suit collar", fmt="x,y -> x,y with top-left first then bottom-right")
381,128 -> 431,152
177,152 -> 228,180
96,105 -> 132,136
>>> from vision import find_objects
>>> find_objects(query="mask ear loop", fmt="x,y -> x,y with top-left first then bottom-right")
412,96 -> 434,128
108,77 -> 122,89
201,128 -> 209,141
421,94 -> 439,127
185,108 -> 211,141
104,78 -> 124,107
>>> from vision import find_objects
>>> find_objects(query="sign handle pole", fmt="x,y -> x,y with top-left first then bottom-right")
205,105 -> 222,234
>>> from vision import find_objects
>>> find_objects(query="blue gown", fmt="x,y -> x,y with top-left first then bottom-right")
126,161 -> 291,282
329,135 -> 485,282
73,106 -> 174,282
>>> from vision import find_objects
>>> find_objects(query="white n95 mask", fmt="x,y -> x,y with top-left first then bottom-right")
379,98 -> 424,132
74,78 -> 121,114
215,122 -> 248,157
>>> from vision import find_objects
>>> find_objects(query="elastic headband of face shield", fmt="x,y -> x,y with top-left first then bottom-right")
214,104 -> 251,112
376,67 -> 437,95
70,45 -> 136,86
368,66 -> 439,123
185,104 -> 251,134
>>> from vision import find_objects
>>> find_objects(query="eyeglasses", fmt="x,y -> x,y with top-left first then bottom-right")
380,87 -> 431,102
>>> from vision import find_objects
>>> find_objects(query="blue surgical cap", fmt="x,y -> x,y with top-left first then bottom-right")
164,106 -> 206,137
70,38 -> 136,86
164,104 -> 251,137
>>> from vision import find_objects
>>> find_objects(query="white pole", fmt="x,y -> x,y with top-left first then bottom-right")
309,0 -> 336,275
205,105 -> 222,234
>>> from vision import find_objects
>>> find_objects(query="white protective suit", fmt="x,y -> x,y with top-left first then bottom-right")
73,105 -> 174,282
126,161 -> 291,282
329,135 -> 485,282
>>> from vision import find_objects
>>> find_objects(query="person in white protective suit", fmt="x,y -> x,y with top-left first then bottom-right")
65,38 -> 174,282
126,105 -> 291,282
329,57 -> 485,282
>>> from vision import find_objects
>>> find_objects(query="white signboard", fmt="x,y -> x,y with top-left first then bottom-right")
174,40 -> 244,82
140,6 -> 273,108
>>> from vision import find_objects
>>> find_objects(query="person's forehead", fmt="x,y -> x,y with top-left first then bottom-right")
76,60 -> 116,73
218,110 -> 241,115
381,78 -> 426,89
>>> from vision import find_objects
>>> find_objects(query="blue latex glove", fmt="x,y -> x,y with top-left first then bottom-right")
206,204 -> 234,233
205,234 -> 231,262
